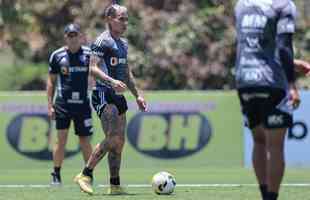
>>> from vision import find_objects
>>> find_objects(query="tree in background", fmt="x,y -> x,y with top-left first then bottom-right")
0,0 -> 309,90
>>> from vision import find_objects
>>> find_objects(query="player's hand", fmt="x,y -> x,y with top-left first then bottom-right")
288,83 -> 300,110
294,59 -> 310,76
48,105 -> 55,119
136,96 -> 147,112
111,79 -> 127,94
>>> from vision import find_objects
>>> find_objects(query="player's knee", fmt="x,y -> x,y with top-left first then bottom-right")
55,138 -> 67,147
115,135 -> 125,144
101,136 -> 114,151
111,136 -> 124,146
268,143 -> 285,152
110,136 -> 124,152
252,132 -> 266,145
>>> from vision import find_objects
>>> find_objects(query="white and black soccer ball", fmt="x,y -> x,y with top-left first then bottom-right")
151,171 -> 176,195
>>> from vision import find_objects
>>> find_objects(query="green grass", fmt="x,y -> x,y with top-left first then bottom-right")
0,168 -> 309,200
0,91 -> 309,199
1,186 -> 309,200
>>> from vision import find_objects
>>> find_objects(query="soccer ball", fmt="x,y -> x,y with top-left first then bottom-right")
151,171 -> 176,195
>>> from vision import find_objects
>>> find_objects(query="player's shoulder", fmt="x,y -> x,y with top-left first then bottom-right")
93,30 -> 114,48
49,46 -> 67,62
81,45 -> 91,55
119,37 -> 128,47
234,0 -> 243,11
273,0 -> 297,17
283,0 -> 297,17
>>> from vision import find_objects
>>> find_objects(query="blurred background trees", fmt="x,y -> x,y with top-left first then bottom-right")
0,0 -> 309,90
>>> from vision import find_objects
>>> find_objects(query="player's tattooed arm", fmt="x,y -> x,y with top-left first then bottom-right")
125,69 -> 139,97
125,67 -> 147,111
89,55 -> 127,93
46,74 -> 57,119
89,55 -> 108,80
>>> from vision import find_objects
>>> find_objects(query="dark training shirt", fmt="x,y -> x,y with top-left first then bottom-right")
48,46 -> 91,104
91,30 -> 129,90
234,0 -> 297,90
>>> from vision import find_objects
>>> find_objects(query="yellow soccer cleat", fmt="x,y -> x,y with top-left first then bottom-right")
74,173 -> 94,195
107,185 -> 128,195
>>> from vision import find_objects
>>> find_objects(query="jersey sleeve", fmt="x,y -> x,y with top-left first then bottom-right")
91,38 -> 109,58
48,52 -> 59,74
277,2 -> 297,34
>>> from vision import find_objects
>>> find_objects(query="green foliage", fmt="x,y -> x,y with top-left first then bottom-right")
0,0 -> 309,90
0,61 -> 47,90
128,2 -> 236,89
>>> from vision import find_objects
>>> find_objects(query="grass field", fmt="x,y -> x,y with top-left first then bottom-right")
0,168 -> 309,200
0,91 -> 309,200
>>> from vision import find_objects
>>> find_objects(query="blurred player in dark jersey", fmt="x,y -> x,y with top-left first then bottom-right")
47,23 -> 93,185
74,4 -> 147,195
234,0 -> 300,199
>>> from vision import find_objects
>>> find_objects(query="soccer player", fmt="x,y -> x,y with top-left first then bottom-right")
47,23 -> 93,185
234,0 -> 300,200
74,4 -> 147,195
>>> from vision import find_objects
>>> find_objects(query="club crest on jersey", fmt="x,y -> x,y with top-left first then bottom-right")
110,57 -> 127,66
61,66 -> 69,75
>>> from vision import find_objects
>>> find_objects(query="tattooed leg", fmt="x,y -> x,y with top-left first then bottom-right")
85,105 -> 118,169
108,150 -> 122,178
100,104 -> 119,136
108,134 -> 125,178
86,140 -> 109,169
108,113 -> 126,179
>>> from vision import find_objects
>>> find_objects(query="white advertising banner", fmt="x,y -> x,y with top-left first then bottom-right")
244,91 -> 310,167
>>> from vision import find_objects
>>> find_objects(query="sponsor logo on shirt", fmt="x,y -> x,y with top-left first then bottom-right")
242,14 -> 267,29
240,57 -> 265,66
67,92 -> 84,104
110,57 -> 127,66
68,66 -> 88,73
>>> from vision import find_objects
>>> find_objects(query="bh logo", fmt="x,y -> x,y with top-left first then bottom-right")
127,112 -> 212,159
6,113 -> 80,160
